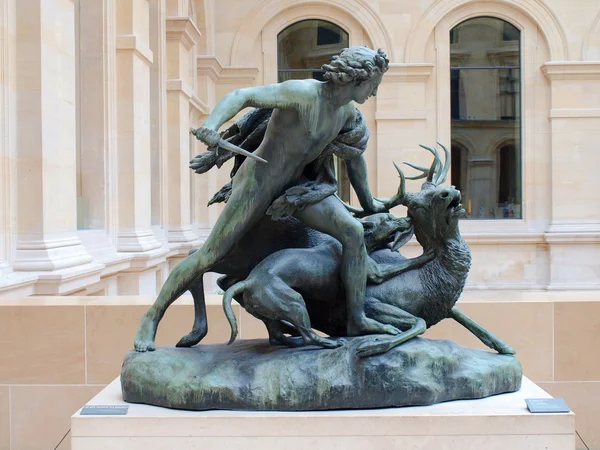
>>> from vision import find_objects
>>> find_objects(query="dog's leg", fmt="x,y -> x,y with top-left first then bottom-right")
355,298 -> 426,357
279,290 -> 343,349
265,320 -> 303,347
449,306 -> 515,355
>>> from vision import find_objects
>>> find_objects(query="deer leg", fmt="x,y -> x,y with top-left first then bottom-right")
367,249 -> 435,284
449,306 -> 515,355
356,299 -> 426,357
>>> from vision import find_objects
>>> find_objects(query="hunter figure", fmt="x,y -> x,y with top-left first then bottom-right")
134,46 -> 397,352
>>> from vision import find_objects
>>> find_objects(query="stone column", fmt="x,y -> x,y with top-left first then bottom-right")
163,13 -> 201,244
13,0 -> 93,271
115,0 -> 161,252
0,0 -> 14,275
542,62 -> 600,289
77,0 -> 118,236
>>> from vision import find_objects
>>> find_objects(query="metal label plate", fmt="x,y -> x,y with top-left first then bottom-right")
525,398 -> 570,413
80,405 -> 129,416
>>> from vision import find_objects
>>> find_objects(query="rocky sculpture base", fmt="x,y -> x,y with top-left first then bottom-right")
121,337 -> 522,411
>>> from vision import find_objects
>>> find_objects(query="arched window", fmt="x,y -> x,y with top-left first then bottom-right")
277,20 -> 352,202
277,20 -> 349,82
450,17 -> 521,220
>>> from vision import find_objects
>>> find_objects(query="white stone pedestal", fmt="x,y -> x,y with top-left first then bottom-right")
72,377 -> 575,450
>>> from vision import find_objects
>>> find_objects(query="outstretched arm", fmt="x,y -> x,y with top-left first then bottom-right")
201,80 -> 316,133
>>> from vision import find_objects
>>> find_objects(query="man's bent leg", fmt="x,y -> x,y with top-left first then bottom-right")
293,196 -> 399,336
134,250 -> 213,352
134,182 -> 269,352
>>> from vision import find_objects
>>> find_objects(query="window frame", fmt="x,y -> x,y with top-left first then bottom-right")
449,16 -> 523,221
433,7 -> 545,234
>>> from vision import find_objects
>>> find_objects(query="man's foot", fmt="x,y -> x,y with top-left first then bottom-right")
134,314 -> 158,352
493,341 -> 516,355
347,316 -> 400,337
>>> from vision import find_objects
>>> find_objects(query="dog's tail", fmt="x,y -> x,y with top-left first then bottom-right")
223,280 -> 248,345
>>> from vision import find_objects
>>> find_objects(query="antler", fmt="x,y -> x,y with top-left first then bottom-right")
376,162 -> 406,210
339,142 -> 451,217
403,142 -> 450,186
340,162 -> 406,217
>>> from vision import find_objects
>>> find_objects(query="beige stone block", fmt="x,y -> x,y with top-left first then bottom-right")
11,385 -> 102,450
0,306 -> 86,384
86,303 -> 239,383
555,302 -> 600,381
538,382 -> 600,450
71,435 -> 575,450
0,386 -> 9,450
465,243 -> 548,287
423,301 -> 554,382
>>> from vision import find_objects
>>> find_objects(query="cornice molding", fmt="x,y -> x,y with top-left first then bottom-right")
384,63 -> 434,82
116,35 -> 154,65
542,61 -> 600,81
197,56 -> 259,84
166,16 -> 202,50
197,55 -> 223,82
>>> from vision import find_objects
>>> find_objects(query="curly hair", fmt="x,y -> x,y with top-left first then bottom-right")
322,47 -> 389,85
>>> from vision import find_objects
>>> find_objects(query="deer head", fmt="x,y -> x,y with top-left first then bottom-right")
387,143 -> 465,249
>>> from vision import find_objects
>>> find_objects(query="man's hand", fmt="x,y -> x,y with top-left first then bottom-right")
366,198 -> 388,214
190,126 -> 221,148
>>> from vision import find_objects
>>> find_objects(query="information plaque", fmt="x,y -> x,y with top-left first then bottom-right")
525,398 -> 570,413
80,405 -> 129,416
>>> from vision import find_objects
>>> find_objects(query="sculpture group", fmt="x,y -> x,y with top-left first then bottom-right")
122,46 -> 521,411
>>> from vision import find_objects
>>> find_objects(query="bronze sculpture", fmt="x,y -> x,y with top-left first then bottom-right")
123,46 -> 521,411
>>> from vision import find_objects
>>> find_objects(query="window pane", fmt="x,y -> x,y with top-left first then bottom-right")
450,17 -> 519,68
450,17 -> 522,220
277,20 -> 349,72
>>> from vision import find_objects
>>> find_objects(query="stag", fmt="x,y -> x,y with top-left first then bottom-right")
334,143 -> 514,356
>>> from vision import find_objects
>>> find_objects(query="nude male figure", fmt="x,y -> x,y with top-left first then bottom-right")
134,47 -> 397,352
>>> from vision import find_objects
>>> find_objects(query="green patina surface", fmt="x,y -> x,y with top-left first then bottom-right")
122,337 -> 522,411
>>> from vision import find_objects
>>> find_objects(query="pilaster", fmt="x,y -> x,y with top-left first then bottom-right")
115,0 -> 161,252
542,61 -> 600,289
13,0 -> 93,271
163,15 -> 201,244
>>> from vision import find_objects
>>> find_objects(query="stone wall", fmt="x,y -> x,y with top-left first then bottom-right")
0,293 -> 599,449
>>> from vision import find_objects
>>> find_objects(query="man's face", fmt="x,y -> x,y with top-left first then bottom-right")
353,73 -> 383,104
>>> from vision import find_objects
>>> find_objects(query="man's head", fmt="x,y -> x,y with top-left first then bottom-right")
322,47 -> 389,85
